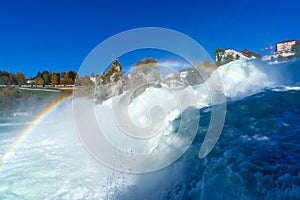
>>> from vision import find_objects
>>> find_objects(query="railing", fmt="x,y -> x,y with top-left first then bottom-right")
0,84 -> 75,88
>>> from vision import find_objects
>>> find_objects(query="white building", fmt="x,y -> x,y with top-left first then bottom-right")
179,71 -> 188,79
12,112 -> 32,117
165,73 -> 176,79
90,77 -> 96,83
26,79 -> 34,84
275,40 -> 298,58
216,48 -> 261,64
223,49 -> 250,60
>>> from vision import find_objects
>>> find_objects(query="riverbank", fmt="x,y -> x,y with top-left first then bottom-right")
0,87 -> 72,118
18,87 -> 60,92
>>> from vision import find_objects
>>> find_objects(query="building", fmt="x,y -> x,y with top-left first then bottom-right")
165,73 -> 176,79
26,79 -> 34,84
275,40 -> 298,58
179,71 -> 188,79
240,49 -> 262,59
12,112 -> 32,117
223,49 -> 250,60
223,48 -> 261,60
163,73 -> 185,88
90,77 -> 96,83
215,48 -> 261,65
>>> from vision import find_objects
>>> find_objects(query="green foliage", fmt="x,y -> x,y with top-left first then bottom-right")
36,71 -> 42,78
0,88 -> 63,117
0,71 -> 17,85
225,54 -> 234,63
42,71 -> 50,85
214,48 -> 242,66
0,88 -> 20,116
214,48 -> 225,67
0,69 -> 87,89
0,76 -> 10,85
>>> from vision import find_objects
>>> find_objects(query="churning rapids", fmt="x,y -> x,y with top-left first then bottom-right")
1,59 -> 300,199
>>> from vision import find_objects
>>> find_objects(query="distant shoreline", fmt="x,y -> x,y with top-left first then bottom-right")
0,85 -> 75,92
18,87 -> 61,92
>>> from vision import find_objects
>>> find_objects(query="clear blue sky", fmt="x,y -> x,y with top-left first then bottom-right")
0,0 -> 299,77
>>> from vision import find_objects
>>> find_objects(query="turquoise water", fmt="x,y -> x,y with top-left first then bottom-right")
170,88 -> 300,199
114,88 -> 300,199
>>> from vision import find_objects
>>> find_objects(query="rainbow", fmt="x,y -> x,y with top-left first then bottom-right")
125,60 -> 217,74
152,60 -> 218,70
0,94 -> 72,170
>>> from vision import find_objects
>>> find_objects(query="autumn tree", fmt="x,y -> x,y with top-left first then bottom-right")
15,72 -> 26,86
136,58 -> 158,66
60,71 -> 77,85
50,72 -> 60,85
34,77 -> 44,85
9,73 -> 17,85
68,71 -> 77,84
60,72 -> 71,85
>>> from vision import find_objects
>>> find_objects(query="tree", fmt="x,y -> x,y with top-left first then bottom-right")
76,75 -> 94,86
9,73 -> 17,85
36,71 -> 42,78
34,77 -> 44,85
214,48 -> 225,66
0,76 -> 10,85
136,58 -> 158,66
225,54 -> 234,63
68,71 -> 77,84
0,88 -> 19,115
235,54 -> 240,60
15,72 -> 26,86
50,73 -> 60,85
60,72 -> 70,85
42,71 -> 50,85
60,71 -> 78,85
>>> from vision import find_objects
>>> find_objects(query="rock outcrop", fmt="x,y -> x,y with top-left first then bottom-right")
96,59 -> 126,102
96,58 -> 163,103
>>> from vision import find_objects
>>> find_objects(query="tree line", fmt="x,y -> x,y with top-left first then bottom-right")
0,70 -> 78,86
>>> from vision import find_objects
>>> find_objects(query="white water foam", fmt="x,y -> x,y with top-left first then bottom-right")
1,59 -> 299,199
107,59 -> 300,198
